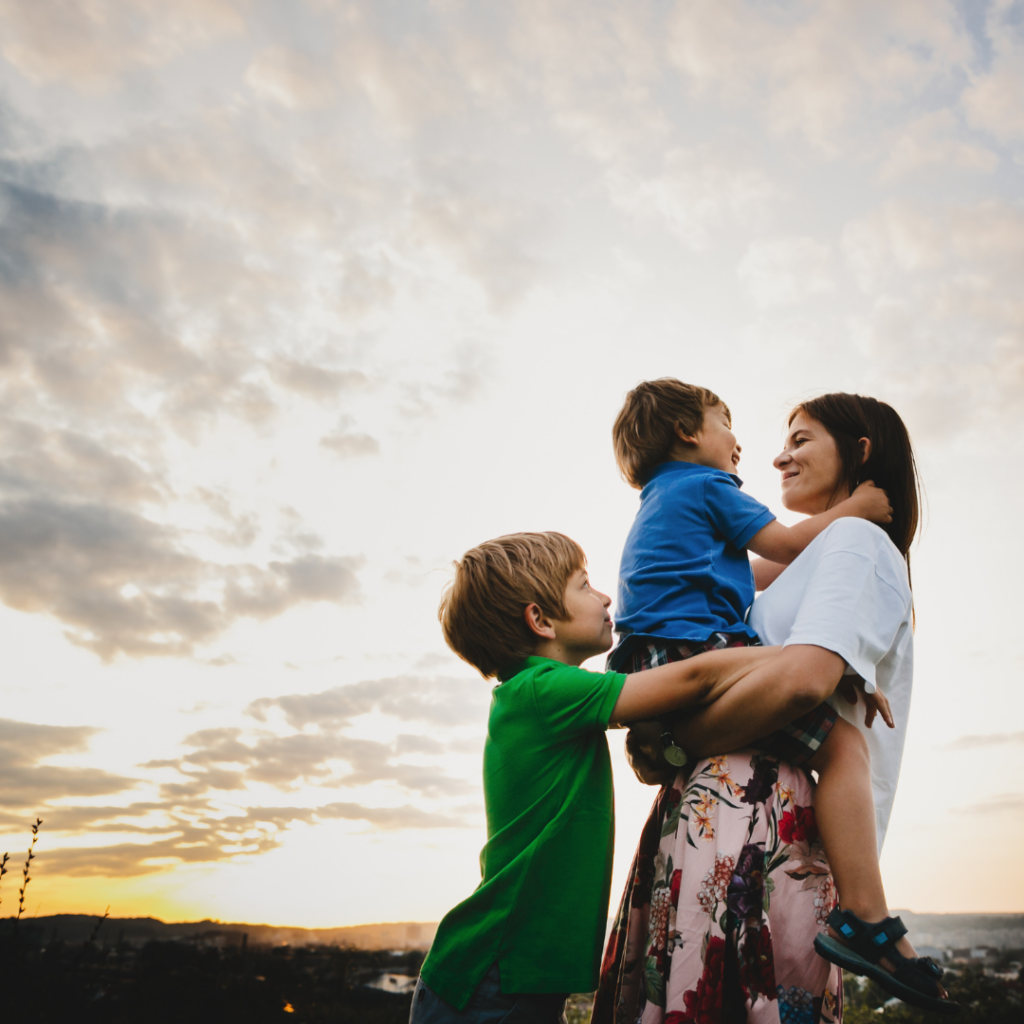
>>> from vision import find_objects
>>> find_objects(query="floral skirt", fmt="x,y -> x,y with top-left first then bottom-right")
592,753 -> 842,1024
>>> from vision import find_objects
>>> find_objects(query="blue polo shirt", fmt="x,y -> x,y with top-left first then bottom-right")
609,461 -> 775,670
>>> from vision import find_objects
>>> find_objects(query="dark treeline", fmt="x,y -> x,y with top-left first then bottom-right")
0,922 -> 1019,1022
0,930 -> 423,1024
843,959 -> 1023,1024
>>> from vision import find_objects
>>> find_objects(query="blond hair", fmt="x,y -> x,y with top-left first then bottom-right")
612,377 -> 726,489
439,532 -> 585,678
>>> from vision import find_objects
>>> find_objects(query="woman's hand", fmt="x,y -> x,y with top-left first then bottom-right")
624,720 -> 678,787
837,676 -> 895,729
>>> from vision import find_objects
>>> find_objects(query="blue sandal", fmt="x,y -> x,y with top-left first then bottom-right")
814,909 -> 960,1016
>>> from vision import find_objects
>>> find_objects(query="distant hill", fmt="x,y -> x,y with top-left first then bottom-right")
0,915 -> 438,950
893,911 -> 1024,951
4,911 -> 1022,953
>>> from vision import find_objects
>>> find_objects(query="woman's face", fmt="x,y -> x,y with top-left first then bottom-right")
773,412 -> 847,515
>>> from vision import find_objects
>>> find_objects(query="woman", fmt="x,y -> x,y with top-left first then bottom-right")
593,393 -> 942,1024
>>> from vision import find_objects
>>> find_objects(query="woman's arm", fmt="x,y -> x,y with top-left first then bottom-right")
670,644 -> 846,757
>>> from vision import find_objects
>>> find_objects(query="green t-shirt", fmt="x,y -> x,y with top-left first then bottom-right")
420,656 -> 627,1009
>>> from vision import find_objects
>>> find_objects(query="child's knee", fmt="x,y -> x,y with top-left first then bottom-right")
815,715 -> 869,772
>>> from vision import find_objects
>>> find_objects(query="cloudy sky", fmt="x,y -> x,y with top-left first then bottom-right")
1,0 -> 1022,929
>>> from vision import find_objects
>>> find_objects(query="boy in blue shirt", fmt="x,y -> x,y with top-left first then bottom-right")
412,531 -> 783,1023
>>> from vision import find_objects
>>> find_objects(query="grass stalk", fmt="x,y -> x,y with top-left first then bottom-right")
14,818 -> 43,931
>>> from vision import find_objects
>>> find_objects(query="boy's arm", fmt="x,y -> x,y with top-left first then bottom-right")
669,644 -> 847,756
608,645 -> 779,725
745,480 -> 891,565
751,557 -> 786,591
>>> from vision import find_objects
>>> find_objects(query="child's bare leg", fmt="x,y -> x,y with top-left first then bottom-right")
807,718 -> 921,971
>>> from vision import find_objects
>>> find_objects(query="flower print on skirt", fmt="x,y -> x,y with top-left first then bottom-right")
592,751 -> 842,1024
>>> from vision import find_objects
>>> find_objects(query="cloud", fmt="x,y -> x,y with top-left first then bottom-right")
839,199 -> 1024,433
0,420 -> 163,506
951,793 -> 1024,817
407,168 -> 544,310
607,144 -> 778,249
154,720 -> 476,798
315,801 -> 467,830
962,2 -> 1024,143
0,116 -> 517,658
878,110 -> 998,181
944,731 -> 1024,751
319,417 -> 380,458
244,46 -> 337,111
0,497 -> 363,659
87,675 -> 495,824
737,237 -> 835,308
38,798 -> 470,877
0,718 -> 137,813
246,675 -> 490,731
0,0 -> 244,89
270,360 -> 370,400
666,0 -> 972,153
0,700 -> 476,877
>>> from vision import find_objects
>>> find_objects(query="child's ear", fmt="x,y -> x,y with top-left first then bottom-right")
858,437 -> 872,464
673,422 -> 700,447
523,603 -> 557,640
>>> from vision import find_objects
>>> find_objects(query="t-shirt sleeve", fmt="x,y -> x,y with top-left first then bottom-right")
703,475 -> 776,549
782,549 -> 911,692
529,663 -> 628,738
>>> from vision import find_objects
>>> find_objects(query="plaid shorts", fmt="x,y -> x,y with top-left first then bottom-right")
621,635 -> 837,767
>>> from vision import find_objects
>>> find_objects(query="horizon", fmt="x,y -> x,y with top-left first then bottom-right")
8,909 -> 1024,927
1,0 -> 1022,928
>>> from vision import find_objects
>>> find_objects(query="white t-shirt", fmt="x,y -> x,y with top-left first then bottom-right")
748,518 -> 913,851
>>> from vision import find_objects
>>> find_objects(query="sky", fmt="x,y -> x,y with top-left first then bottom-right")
0,0 -> 1022,929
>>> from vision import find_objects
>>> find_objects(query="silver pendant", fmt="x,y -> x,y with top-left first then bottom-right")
661,732 -> 688,767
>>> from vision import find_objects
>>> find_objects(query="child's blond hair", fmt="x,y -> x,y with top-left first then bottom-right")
613,377 -> 726,489
439,532 -> 585,678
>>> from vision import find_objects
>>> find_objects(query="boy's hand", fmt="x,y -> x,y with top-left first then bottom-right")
837,676 -> 895,729
624,721 -> 677,787
848,480 -> 893,525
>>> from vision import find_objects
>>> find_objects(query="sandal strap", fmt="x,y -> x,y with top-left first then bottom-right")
893,956 -> 946,998
824,909 -> 948,1004
826,909 -> 909,964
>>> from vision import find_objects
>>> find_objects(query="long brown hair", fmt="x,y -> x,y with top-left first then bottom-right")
790,393 -> 922,586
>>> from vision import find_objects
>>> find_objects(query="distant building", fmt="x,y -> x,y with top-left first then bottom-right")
190,930 -> 247,950
364,972 -> 417,994
949,946 -> 1000,965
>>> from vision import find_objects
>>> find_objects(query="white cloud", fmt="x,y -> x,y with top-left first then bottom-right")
244,47 -> 337,110
962,0 -> 1024,143
667,0 -> 971,152
0,0 -> 244,88
879,110 -> 998,180
737,236 -> 835,308
839,200 -> 1024,433
608,144 -> 778,250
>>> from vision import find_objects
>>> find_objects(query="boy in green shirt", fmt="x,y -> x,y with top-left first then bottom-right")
413,531 -> 780,1023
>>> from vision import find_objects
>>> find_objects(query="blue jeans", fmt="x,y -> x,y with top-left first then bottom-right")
409,964 -> 568,1024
